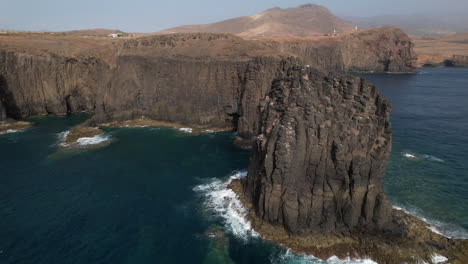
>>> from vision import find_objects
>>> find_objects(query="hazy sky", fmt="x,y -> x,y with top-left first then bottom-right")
1,0 -> 467,32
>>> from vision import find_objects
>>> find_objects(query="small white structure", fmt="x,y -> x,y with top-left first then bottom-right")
109,33 -> 118,38
354,25 -> 359,31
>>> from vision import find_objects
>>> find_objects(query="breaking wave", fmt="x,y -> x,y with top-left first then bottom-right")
75,134 -> 110,146
392,205 -> 468,239
193,171 -> 259,240
57,130 -> 70,146
57,130 -> 111,147
178,127 -> 193,133
194,171 -> 378,264
0,129 -> 20,135
402,152 -> 444,162
272,249 -> 377,264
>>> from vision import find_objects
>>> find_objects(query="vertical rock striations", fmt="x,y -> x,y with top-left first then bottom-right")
245,66 -> 393,234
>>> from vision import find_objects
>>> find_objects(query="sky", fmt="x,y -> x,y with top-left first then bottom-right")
1,0 -> 467,32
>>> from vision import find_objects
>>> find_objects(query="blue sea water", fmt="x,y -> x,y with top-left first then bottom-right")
0,67 -> 467,263
359,68 -> 468,238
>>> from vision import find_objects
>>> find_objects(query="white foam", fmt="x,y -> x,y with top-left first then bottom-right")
421,154 -> 444,162
76,134 -> 110,146
326,256 -> 377,264
57,130 -> 110,147
392,205 -> 468,239
402,152 -> 444,162
178,127 -> 193,133
0,129 -> 20,135
193,171 -> 259,240
431,253 -> 448,263
195,172 -> 378,263
273,249 -> 377,264
57,130 -> 70,146
403,153 -> 417,159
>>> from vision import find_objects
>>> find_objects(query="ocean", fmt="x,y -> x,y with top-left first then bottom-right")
0,67 -> 467,263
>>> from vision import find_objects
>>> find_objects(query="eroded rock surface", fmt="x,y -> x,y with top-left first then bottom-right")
245,67 -> 393,234
0,29 -> 415,129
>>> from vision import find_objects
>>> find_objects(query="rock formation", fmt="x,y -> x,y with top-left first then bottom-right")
245,67 -> 393,234
0,28 -> 416,127
260,27 -> 416,72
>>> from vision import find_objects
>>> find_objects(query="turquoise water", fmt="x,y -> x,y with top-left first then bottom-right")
0,68 -> 467,263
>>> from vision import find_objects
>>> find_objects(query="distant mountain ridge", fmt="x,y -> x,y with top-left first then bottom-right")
159,4 -> 356,38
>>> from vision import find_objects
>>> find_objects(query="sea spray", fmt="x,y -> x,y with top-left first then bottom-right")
193,171 -> 259,240
178,128 -> 193,133
0,129 -> 18,135
76,134 -> 110,146
57,130 -> 111,147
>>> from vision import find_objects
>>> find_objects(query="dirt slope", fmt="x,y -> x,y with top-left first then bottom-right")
159,4 -> 355,38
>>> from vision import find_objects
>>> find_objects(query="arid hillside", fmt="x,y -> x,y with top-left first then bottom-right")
159,4 -> 356,38
414,34 -> 468,67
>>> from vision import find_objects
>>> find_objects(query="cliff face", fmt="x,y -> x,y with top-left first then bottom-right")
0,29 -> 415,129
0,50 -> 104,118
263,27 -> 416,72
89,55 -> 293,138
245,67 -> 393,234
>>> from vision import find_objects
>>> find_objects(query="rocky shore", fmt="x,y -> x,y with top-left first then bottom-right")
0,120 -> 32,134
229,179 -> 468,263
98,119 -> 231,134
60,127 -> 110,149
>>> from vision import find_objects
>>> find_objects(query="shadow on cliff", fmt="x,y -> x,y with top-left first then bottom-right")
0,75 -> 22,120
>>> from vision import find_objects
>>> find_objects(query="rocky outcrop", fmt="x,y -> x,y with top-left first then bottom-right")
245,67 -> 393,234
262,27 -> 416,72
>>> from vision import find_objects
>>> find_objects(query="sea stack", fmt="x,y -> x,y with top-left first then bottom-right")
245,66 -> 393,234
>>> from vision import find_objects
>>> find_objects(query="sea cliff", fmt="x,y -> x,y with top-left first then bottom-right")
3,28 -> 463,263
1,28 -> 415,127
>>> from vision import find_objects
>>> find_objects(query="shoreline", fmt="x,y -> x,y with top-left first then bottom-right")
60,118 -> 234,149
228,179 -> 468,264
0,121 -> 33,134
98,119 -> 233,134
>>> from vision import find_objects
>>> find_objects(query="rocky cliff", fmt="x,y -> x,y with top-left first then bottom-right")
245,67 -> 393,234
0,29 -> 416,125
262,27 -> 416,72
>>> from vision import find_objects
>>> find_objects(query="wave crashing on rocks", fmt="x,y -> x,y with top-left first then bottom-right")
194,171 -> 379,264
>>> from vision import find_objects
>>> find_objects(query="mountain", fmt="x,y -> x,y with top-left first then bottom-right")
159,4 -> 356,38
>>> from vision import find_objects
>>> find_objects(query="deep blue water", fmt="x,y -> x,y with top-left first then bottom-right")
359,68 -> 468,238
0,67 -> 467,264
